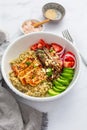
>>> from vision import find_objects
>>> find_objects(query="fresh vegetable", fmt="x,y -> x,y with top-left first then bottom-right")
45,43 -> 51,49
48,67 -> 75,96
48,89 -> 60,96
61,73 -> 73,79
60,76 -> 72,82
31,40 -> 76,96
46,68 -> 53,77
37,39 -> 46,49
63,61 -> 75,68
31,43 -> 38,50
63,51 -> 76,68
55,85 -> 66,91
11,38 -> 76,97
25,61 -> 31,66
53,80 -> 63,86
31,39 -> 51,50
51,43 -> 63,53
57,78 -> 69,86
31,39 -> 76,96
53,80 -> 67,90
53,86 -> 63,92
62,68 -> 74,74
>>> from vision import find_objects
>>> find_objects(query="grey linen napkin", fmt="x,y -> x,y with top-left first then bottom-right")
0,85 -> 42,130
0,30 -> 48,130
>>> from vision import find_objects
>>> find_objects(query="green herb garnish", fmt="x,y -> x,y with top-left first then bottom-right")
37,50 -> 44,53
49,49 -> 54,52
46,68 -> 53,77
32,75 -> 35,79
33,64 -> 37,68
25,61 -> 31,66
41,55 -> 44,58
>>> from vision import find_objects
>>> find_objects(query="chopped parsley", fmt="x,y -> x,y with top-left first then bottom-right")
33,64 -> 37,68
49,49 -> 54,52
46,68 -> 53,77
32,75 -> 35,79
25,61 -> 31,66
41,55 -> 44,58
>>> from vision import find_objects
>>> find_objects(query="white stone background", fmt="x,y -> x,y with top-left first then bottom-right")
0,0 -> 87,130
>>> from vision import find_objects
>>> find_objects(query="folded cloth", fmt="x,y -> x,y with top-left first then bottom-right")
0,85 -> 24,130
0,30 -> 48,130
0,85 -> 43,130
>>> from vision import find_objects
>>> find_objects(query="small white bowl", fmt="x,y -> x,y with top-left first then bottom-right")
20,19 -> 44,35
1,32 -> 80,112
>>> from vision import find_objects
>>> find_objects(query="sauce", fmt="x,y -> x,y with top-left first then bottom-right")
45,9 -> 62,20
22,20 -> 43,34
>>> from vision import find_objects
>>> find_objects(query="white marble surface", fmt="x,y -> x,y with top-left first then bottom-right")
0,0 -> 87,130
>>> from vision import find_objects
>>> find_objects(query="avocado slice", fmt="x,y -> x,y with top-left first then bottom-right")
63,68 -> 75,71
60,76 -> 67,80
60,76 -> 72,82
57,78 -> 69,86
63,68 -> 74,73
55,85 -> 67,90
48,89 -> 60,96
53,80 -> 63,86
53,80 -> 67,90
61,73 -> 74,78
53,86 -> 63,92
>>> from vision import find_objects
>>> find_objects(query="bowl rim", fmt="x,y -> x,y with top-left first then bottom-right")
1,32 -> 81,102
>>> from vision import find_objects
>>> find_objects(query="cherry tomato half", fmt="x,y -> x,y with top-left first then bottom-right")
51,43 -> 63,53
63,51 -> 76,68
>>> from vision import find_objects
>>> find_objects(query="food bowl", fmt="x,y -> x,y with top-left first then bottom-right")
20,19 -> 44,34
1,32 -> 80,112
42,2 -> 65,21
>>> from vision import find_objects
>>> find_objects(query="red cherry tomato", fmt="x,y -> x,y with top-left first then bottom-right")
39,39 -> 51,49
39,39 -> 46,46
31,39 -> 45,50
63,51 -> 76,68
45,43 -> 51,49
51,43 -> 63,53
64,55 -> 75,62
63,61 -> 75,68
31,39 -> 51,50
31,43 -> 38,50
37,39 -> 46,49
66,51 -> 75,57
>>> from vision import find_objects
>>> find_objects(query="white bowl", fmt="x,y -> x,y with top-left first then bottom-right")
1,32 -> 80,112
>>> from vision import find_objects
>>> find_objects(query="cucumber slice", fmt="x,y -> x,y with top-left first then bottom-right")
63,70 -> 74,74
63,69 -> 74,74
63,68 -> 74,71
55,85 -> 67,90
61,73 -> 74,78
53,86 -> 63,92
60,76 -> 72,82
48,89 -> 60,96
57,78 -> 69,86
53,80 -> 67,90
53,80 -> 63,86
60,76 -> 67,80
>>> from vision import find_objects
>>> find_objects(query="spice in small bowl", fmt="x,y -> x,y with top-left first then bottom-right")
21,19 -> 44,34
44,9 -> 62,20
42,2 -> 65,22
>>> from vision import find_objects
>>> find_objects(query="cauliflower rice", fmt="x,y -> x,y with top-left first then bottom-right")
9,50 -> 52,97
